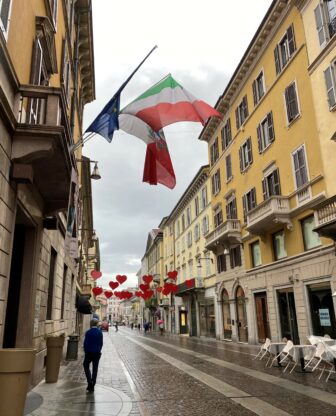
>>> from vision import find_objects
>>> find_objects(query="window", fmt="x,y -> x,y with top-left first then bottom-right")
46,248 -> 57,320
285,82 -> 300,124
182,236 -> 185,252
242,188 -> 257,222
301,216 -> 321,250
229,246 -> 242,268
324,62 -> 336,109
186,207 -> 191,226
251,241 -> 262,267
292,145 -> 308,188
274,25 -> 296,74
61,38 -> 71,105
262,168 -> 281,200
239,137 -> 253,171
0,0 -> 12,36
201,186 -> 208,209
314,0 -> 336,47
217,254 -> 227,273
202,216 -> 209,234
210,138 -> 219,165
225,155 -> 232,181
205,253 -> 211,277
194,223 -> 200,241
252,71 -> 265,105
195,196 -> 200,216
272,230 -> 287,260
214,206 -> 223,228
187,231 -> 192,247
169,225 -> 173,235
176,221 -> 180,237
61,265 -> 68,320
211,169 -> 221,195
182,214 -> 185,231
177,241 -> 180,255
257,112 -> 275,152
226,195 -> 237,220
221,118 -> 232,150
235,95 -> 249,129
188,261 -> 193,278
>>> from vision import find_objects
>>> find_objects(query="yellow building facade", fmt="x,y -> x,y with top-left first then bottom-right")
200,0 -> 336,344
0,0 -> 95,385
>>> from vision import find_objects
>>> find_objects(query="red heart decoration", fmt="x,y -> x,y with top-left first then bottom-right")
167,270 -> 178,280
143,289 -> 154,300
185,279 -> 194,289
156,287 -> 163,293
109,281 -> 119,290
116,275 -> 127,284
104,290 -> 113,298
170,284 -> 178,293
91,270 -> 102,280
92,287 -> 103,296
143,275 -> 153,284
140,283 -> 149,292
162,287 -> 170,296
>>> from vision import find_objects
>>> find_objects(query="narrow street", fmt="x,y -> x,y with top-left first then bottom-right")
26,328 -> 336,416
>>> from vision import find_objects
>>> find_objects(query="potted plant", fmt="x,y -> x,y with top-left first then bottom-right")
45,333 -> 65,383
0,348 -> 36,416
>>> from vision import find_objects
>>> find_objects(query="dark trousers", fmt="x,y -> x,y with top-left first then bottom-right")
83,352 -> 101,385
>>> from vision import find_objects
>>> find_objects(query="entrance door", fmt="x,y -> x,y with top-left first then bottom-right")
222,289 -> 232,339
236,286 -> 248,343
277,289 -> 299,344
255,292 -> 270,343
190,297 -> 197,336
308,282 -> 336,338
179,310 -> 188,334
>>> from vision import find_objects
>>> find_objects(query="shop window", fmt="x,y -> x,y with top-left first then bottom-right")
272,230 -> 287,260
251,241 -> 262,267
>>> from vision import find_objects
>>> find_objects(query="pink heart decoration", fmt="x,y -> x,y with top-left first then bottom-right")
91,270 -> 102,280
109,281 -> 119,290
140,283 -> 149,292
167,270 -> 178,280
143,275 -> 153,284
104,290 -> 113,298
116,275 -> 127,284
185,279 -> 194,289
92,287 -> 103,296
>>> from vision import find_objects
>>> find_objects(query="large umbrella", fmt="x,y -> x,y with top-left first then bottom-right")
157,319 -> 164,325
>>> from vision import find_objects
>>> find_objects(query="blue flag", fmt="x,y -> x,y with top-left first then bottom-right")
85,93 -> 120,142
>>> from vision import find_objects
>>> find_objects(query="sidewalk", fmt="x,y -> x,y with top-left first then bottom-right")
24,330 -> 141,416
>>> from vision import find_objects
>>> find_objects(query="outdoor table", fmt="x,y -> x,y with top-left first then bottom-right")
326,344 -> 336,371
290,344 -> 316,372
308,336 -> 336,346
269,342 -> 286,366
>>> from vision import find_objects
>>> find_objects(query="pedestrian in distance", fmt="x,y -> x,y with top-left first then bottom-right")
148,322 -> 152,332
144,321 -> 149,334
83,319 -> 103,393
138,323 -> 141,331
130,322 -> 134,330
115,322 -> 118,332
159,322 -> 164,336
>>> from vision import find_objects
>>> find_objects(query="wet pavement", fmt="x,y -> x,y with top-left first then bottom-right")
25,328 -> 336,415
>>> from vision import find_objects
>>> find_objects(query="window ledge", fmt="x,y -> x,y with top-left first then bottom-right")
287,113 -> 301,129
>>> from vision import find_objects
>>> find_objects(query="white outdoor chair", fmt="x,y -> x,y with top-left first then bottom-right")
322,341 -> 336,382
254,338 -> 271,362
289,345 -> 316,374
304,342 -> 325,372
269,340 -> 294,370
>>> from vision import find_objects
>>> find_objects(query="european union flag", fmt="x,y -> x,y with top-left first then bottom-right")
85,93 -> 120,142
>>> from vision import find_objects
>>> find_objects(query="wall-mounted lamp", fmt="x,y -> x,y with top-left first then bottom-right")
223,248 -> 230,256
76,159 -> 101,180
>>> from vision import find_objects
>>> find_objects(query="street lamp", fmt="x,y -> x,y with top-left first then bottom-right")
76,158 -> 101,180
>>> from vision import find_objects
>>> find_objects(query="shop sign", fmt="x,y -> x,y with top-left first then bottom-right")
319,308 -> 331,326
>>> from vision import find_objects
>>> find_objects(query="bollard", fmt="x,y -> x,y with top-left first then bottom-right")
66,334 -> 79,361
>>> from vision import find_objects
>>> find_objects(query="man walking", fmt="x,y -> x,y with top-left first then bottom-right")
83,319 -> 103,393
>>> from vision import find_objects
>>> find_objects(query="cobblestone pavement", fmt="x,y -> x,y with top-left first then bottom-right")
26,328 -> 336,416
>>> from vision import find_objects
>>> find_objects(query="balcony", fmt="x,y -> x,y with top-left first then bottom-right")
313,195 -> 336,240
159,298 -> 170,307
205,219 -> 241,251
175,278 -> 204,297
246,196 -> 291,235
11,85 -> 74,215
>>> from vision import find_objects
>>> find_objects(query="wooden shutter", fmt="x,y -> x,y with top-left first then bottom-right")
0,0 -> 11,33
242,196 -> 247,222
262,178 -> 267,200
236,246 -> 242,267
267,112 -> 275,142
227,118 -> 231,143
211,175 -> 215,195
226,203 -> 230,220
226,156 -> 231,180
287,25 -> 296,56
235,107 -> 240,129
252,80 -> 257,106
324,66 -> 336,108
247,137 -> 253,164
239,146 -> 243,172
273,168 -> 281,195
243,95 -> 249,119
274,45 -> 281,75
314,4 -> 328,46
257,124 -> 262,153
232,198 -> 237,219
251,187 -> 257,209
30,38 -> 43,85
229,249 -> 234,268
221,127 -> 225,150
293,151 -> 301,188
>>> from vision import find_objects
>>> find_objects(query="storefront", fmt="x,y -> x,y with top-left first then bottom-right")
221,289 -> 232,340
200,298 -> 216,338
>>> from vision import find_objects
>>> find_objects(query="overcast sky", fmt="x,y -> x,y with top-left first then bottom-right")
83,0 -> 273,290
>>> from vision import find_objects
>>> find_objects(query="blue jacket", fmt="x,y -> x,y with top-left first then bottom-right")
83,327 -> 103,353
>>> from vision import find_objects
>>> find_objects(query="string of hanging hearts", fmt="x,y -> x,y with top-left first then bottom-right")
75,46 -> 222,189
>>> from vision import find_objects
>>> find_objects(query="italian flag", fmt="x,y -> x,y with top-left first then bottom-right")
122,74 -> 221,131
119,74 -> 221,189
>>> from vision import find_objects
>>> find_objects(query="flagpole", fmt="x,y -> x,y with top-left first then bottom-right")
71,45 -> 158,152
